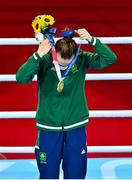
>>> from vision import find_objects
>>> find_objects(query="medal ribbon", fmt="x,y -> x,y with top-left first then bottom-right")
45,28 -> 82,81
62,43 -> 81,78
51,46 -> 62,81
51,43 -> 81,81
43,28 -> 62,81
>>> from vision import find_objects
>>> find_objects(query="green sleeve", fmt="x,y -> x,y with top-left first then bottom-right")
84,38 -> 117,69
16,52 -> 48,84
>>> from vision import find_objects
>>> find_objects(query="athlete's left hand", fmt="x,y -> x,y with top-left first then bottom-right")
77,28 -> 92,42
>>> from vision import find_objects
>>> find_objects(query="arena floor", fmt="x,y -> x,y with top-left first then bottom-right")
0,158 -> 132,179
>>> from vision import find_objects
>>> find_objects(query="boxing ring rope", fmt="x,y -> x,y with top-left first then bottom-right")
0,73 -> 132,81
0,146 -> 132,153
0,110 -> 132,118
0,37 -> 132,154
0,37 -> 132,45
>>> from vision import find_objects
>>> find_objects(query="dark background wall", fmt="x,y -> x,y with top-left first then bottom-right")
0,0 -> 132,158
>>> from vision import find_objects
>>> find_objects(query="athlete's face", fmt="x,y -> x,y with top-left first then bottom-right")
57,53 -> 74,66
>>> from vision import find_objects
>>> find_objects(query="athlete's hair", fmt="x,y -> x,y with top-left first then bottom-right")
55,38 -> 78,59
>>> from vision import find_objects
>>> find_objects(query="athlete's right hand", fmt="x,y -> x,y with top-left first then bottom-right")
37,39 -> 52,57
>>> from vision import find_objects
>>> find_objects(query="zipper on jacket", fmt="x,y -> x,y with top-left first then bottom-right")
62,123 -> 64,131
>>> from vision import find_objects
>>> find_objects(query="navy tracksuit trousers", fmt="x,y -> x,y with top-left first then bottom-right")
35,127 -> 87,179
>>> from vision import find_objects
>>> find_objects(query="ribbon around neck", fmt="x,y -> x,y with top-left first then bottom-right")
41,27 -> 57,45
44,28 -> 81,81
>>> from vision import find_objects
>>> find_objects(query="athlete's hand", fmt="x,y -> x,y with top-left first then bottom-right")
77,28 -> 92,42
37,39 -> 52,57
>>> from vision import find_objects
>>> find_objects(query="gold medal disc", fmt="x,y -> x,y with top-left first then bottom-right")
57,80 -> 64,93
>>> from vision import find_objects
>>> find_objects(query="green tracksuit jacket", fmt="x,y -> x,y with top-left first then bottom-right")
16,38 -> 117,131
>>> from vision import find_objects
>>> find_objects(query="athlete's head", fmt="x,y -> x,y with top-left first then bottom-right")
55,37 -> 78,66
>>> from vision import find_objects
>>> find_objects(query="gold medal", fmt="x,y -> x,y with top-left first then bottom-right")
57,80 -> 64,93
